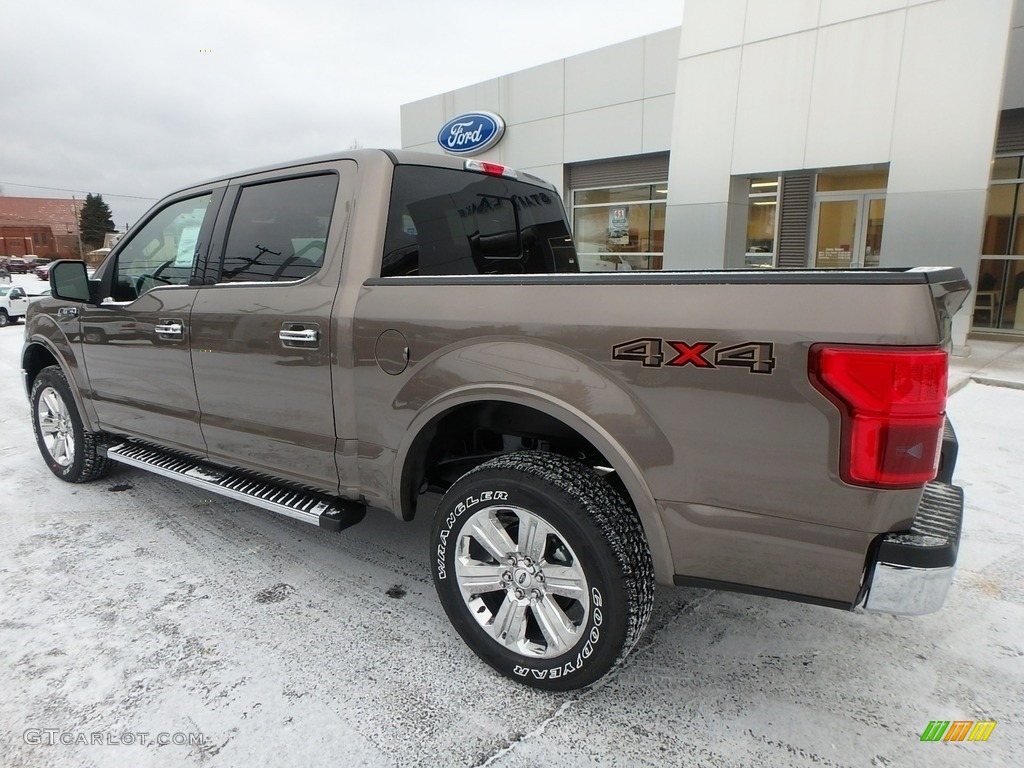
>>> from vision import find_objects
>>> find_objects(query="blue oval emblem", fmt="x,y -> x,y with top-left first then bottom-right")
437,112 -> 506,155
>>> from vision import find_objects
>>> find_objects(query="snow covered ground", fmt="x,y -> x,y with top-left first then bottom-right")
0,278 -> 1021,767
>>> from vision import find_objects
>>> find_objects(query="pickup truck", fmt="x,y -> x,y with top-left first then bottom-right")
23,149 -> 968,690
1,284 -> 30,326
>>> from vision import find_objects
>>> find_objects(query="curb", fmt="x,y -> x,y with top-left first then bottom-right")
948,378 -> 972,396
970,375 -> 1024,392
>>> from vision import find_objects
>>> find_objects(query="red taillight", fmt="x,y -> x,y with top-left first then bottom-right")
809,345 -> 948,489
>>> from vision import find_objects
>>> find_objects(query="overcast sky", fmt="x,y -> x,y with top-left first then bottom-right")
1,1 -> 684,229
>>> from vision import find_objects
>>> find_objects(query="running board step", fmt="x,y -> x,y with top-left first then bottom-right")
106,442 -> 365,532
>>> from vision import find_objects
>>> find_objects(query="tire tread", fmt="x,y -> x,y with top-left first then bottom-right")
459,451 -> 655,673
31,365 -> 113,483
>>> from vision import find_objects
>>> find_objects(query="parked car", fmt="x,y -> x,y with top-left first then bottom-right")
6,257 -> 29,274
0,267 -> 10,283
34,264 -> 50,280
0,284 -> 29,326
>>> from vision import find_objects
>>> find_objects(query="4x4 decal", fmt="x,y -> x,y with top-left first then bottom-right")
612,337 -> 776,374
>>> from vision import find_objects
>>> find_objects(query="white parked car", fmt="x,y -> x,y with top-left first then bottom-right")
0,284 -> 30,326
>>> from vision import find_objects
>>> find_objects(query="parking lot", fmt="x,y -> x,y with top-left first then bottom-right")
1,283 -> 1021,767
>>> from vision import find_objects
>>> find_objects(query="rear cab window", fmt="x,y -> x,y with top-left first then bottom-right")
381,166 -> 578,277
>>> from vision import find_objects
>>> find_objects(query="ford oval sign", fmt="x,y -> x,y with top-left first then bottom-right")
437,112 -> 506,156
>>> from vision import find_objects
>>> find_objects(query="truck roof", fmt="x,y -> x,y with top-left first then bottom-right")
190,148 -> 556,194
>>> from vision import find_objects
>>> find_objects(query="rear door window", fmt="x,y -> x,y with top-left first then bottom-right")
218,174 -> 338,283
381,166 -> 578,277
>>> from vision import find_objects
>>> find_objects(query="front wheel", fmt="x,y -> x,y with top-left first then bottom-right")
30,365 -> 112,482
430,452 -> 654,691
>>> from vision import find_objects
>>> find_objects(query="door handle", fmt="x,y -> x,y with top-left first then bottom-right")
278,329 -> 320,343
155,320 -> 184,339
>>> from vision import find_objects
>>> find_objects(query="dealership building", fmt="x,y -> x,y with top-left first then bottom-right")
401,0 -> 1024,347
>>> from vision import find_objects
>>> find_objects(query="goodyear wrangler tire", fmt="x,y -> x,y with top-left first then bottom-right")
430,451 -> 654,691
31,365 -> 112,483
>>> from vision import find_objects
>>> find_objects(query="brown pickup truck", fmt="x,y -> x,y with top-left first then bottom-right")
24,149 -> 968,690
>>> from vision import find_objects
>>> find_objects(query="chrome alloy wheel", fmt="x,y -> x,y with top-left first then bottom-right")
36,386 -> 76,467
455,504 -> 590,659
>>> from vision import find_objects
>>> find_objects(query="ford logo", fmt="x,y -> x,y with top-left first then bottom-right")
437,112 -> 506,155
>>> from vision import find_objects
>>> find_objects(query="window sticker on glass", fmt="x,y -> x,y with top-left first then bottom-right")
175,225 -> 201,267
608,207 -> 629,244
290,238 -> 326,262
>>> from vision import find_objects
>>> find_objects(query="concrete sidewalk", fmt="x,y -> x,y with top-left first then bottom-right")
950,338 -> 1024,394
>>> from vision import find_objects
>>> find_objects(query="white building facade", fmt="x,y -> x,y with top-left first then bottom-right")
402,0 -> 1024,346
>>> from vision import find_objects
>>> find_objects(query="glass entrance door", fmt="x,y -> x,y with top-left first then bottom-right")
813,194 -> 886,268
814,199 -> 859,268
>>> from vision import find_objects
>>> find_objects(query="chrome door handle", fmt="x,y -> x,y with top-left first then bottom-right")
57,307 -> 79,319
279,329 -> 319,343
155,321 -> 184,338
279,329 -> 319,342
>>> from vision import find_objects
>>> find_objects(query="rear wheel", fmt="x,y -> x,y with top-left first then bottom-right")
0,309 -> 8,327
31,365 -> 112,482
431,451 -> 654,690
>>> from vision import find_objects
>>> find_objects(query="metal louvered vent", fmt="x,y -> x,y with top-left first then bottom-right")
776,173 -> 813,269
996,108 -> 1024,154
566,153 -> 670,190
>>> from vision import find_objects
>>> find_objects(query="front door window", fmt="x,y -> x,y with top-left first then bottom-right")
112,195 -> 214,301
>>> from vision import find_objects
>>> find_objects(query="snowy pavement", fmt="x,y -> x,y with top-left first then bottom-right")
0,285 -> 1021,767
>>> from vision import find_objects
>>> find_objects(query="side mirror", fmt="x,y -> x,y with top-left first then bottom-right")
49,260 -> 94,303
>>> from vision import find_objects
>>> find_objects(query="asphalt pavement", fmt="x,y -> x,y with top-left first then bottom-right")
0,284 -> 1021,767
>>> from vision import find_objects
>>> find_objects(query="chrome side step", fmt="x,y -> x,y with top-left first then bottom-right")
106,442 -> 365,532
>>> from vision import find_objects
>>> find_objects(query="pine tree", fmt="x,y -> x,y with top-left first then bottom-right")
79,193 -> 115,250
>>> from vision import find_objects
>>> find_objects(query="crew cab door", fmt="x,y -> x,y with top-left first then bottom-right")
78,190 -> 223,452
189,164 -> 354,493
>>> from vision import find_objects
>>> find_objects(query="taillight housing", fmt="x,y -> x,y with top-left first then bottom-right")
809,345 -> 948,489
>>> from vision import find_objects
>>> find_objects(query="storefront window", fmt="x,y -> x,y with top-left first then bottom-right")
572,184 -> 666,271
974,154 -> 1024,332
745,177 -> 778,267
815,170 -> 889,192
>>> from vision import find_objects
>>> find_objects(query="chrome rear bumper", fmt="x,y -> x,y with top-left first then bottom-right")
861,481 -> 964,616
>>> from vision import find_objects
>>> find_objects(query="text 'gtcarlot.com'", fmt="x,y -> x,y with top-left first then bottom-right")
23,729 -> 207,747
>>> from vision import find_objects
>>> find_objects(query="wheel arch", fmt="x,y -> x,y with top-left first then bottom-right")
393,385 -> 675,585
22,335 -> 99,433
